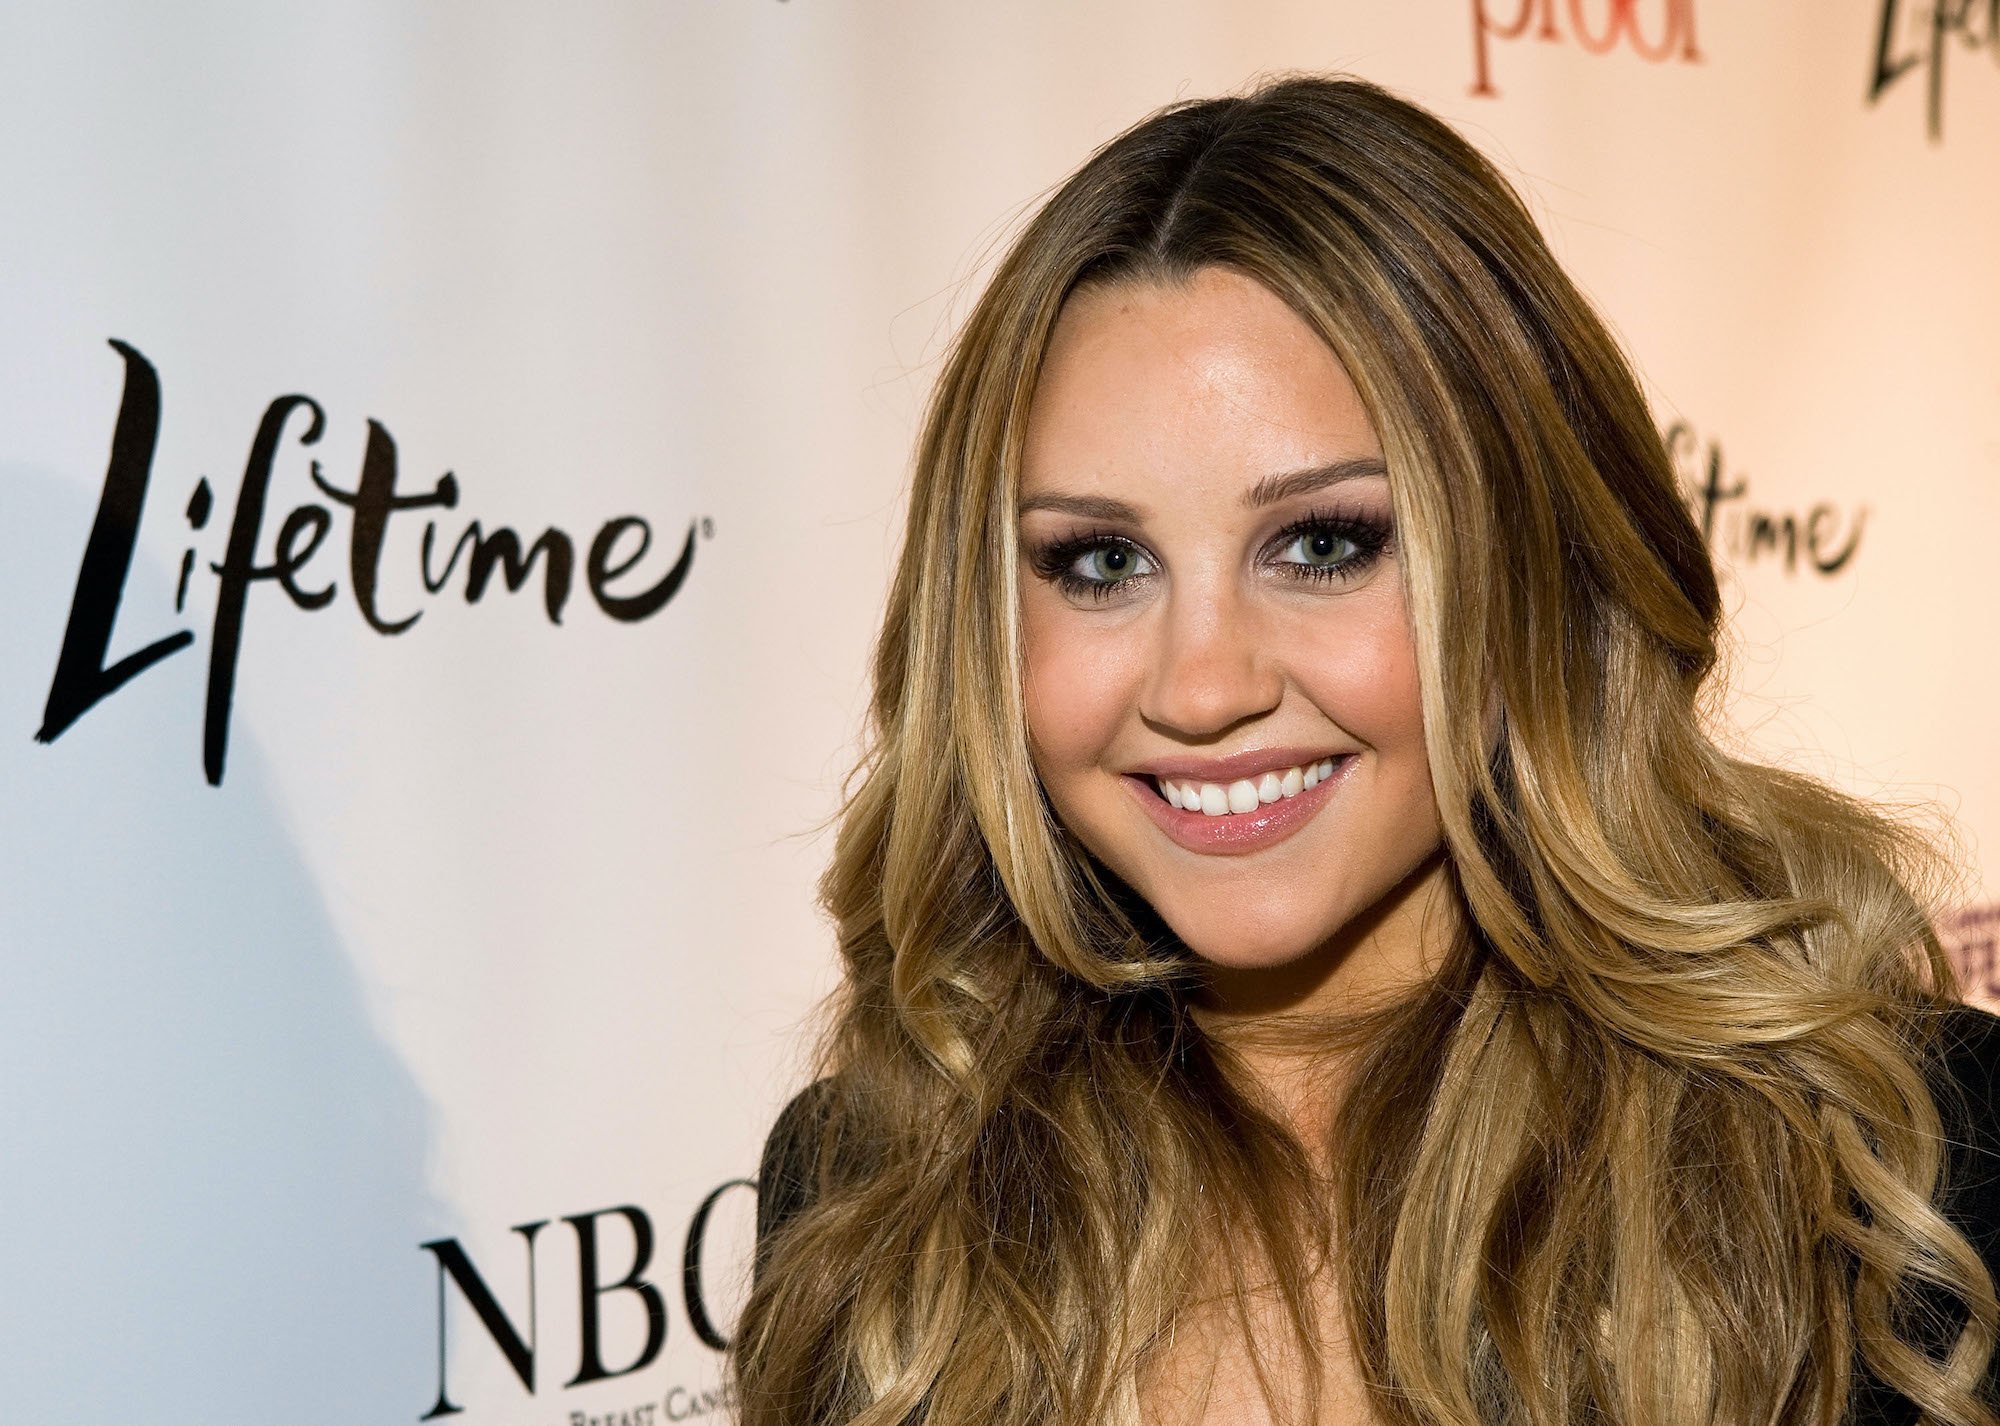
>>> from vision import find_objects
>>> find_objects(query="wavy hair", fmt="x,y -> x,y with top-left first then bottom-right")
728,74 -> 1996,1426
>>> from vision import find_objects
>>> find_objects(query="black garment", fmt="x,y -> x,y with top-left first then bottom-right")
752,1071 -> 837,1284
752,1005 -> 2000,1422
1854,1004 -> 2000,1425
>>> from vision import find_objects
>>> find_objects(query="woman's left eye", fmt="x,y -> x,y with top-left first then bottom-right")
1269,516 -> 1388,581
1277,526 -> 1362,569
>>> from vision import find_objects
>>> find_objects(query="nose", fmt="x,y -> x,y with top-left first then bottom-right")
1135,581 -> 1285,739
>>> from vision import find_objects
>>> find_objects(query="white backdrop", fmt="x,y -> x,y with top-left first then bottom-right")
3,3 -> 1996,1422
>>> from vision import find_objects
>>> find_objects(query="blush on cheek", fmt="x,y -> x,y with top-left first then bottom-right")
1022,610 -> 1141,777
1295,606 -> 1423,748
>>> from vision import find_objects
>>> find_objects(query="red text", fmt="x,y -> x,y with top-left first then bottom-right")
1472,0 -> 1702,97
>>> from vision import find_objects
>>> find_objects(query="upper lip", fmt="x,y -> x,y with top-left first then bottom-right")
1125,746 -> 1351,783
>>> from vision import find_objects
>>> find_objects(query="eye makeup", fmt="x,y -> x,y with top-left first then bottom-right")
1022,503 -> 1394,603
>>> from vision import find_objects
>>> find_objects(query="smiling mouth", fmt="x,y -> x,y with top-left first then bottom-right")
1151,757 -> 1344,816
1124,754 -> 1353,857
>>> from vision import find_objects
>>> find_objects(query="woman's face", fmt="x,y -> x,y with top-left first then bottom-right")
1017,266 -> 1450,994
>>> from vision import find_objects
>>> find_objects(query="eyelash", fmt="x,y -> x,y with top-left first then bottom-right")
1026,506 -> 1393,604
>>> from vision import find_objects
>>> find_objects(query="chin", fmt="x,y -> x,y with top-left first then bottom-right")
1152,898 -> 1340,971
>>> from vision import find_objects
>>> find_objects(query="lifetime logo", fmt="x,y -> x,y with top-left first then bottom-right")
1870,0 -> 2000,142
34,340 -> 706,787
1471,0 -> 1703,97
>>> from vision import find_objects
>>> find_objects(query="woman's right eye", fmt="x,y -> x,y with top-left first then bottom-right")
1068,542 -> 1150,584
1030,536 -> 1157,601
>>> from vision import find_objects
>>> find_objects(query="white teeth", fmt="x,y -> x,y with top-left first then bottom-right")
1154,757 -> 1346,817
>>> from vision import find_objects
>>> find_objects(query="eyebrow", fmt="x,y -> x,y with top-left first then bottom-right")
1017,456 -> 1389,522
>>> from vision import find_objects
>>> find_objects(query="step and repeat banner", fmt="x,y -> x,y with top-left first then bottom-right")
3,2 -> 1995,1422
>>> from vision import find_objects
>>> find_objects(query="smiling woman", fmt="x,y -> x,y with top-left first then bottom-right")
729,74 -> 2000,1426
1017,271 -> 1448,1010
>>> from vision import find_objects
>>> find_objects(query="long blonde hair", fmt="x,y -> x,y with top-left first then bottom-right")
729,74 -> 1997,1426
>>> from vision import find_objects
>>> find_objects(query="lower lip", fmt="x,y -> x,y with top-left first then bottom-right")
1124,757 -> 1355,857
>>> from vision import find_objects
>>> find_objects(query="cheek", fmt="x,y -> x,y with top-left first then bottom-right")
1021,598 -> 1139,780
1292,596 -> 1427,754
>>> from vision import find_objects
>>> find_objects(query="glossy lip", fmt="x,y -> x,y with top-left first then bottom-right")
1124,754 -> 1356,857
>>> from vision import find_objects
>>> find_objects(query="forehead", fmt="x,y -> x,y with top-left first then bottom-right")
1019,268 -> 1381,500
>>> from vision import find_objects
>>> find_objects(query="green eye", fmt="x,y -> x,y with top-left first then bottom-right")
1283,528 -> 1360,568
1076,544 -> 1146,582
1030,535 -> 1158,602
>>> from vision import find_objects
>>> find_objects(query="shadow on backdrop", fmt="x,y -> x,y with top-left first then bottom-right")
0,462 -> 447,1421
